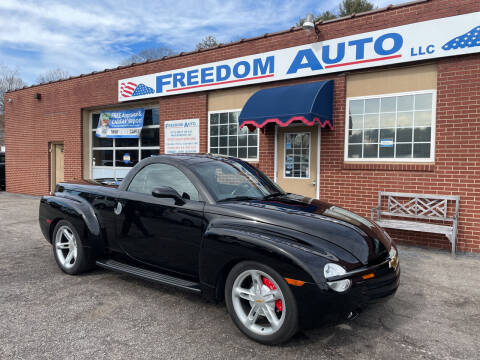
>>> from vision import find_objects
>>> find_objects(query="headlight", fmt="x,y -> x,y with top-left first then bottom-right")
323,263 -> 351,292
389,246 -> 397,259
388,246 -> 399,270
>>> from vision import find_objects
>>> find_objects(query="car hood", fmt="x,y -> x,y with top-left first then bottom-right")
215,194 -> 392,265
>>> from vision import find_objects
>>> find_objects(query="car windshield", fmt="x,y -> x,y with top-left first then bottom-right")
192,157 -> 284,202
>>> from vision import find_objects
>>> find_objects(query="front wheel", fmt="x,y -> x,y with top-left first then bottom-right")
225,261 -> 298,344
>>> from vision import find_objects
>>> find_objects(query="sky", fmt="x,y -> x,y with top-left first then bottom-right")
0,0 -> 406,85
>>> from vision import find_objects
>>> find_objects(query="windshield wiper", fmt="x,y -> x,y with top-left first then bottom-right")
217,196 -> 260,202
263,192 -> 284,200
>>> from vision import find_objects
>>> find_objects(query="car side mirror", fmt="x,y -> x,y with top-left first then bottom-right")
152,186 -> 185,205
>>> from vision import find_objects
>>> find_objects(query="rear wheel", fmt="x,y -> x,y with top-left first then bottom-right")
52,220 -> 93,275
225,261 -> 298,344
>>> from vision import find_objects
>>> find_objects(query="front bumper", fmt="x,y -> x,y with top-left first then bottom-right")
292,257 -> 400,329
353,259 -> 400,303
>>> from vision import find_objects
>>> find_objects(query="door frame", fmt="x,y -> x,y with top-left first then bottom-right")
49,142 -> 64,194
274,124 -> 321,199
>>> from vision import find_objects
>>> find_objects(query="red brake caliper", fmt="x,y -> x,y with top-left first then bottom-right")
262,277 -> 283,312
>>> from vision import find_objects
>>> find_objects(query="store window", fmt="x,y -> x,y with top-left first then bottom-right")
284,133 -> 310,178
345,91 -> 435,162
91,108 -> 159,179
208,110 -> 259,161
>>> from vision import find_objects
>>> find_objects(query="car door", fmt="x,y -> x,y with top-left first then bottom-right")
115,163 -> 205,277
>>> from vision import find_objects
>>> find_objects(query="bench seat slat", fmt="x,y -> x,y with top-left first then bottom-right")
377,191 -> 459,201
376,219 -> 452,236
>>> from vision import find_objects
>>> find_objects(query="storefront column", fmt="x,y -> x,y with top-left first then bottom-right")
159,93 -> 208,154
257,123 -> 276,179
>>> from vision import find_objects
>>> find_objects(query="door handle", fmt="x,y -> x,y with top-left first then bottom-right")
114,202 -> 123,215
312,180 -> 316,186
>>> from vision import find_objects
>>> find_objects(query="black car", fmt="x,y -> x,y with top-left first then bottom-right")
39,154 -> 399,344
0,151 -> 5,191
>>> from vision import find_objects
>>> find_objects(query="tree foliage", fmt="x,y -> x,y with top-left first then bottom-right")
0,65 -> 27,112
121,47 -> 175,65
338,0 -> 374,16
298,0 -> 374,26
317,10 -> 338,21
298,10 -> 337,26
195,35 -> 220,50
36,68 -> 70,84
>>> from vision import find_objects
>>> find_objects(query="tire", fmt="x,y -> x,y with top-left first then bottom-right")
52,220 -> 94,275
225,261 -> 298,344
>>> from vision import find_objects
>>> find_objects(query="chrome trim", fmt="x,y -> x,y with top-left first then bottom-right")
325,257 -> 392,282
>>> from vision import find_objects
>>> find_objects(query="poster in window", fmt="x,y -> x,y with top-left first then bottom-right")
164,119 -> 200,154
96,108 -> 145,138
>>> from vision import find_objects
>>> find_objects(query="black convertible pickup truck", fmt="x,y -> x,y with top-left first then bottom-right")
39,154 -> 399,344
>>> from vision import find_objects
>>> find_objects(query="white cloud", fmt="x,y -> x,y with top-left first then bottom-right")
0,0 -> 407,84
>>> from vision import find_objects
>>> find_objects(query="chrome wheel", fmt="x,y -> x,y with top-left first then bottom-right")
231,269 -> 286,336
54,225 -> 78,269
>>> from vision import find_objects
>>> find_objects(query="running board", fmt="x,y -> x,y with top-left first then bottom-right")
96,259 -> 201,293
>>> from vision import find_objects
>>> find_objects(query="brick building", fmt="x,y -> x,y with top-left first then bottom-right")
0,112 -> 4,151
4,0 -> 480,253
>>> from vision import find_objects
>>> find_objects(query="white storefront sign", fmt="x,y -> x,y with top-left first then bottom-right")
119,12 -> 480,102
164,119 -> 200,154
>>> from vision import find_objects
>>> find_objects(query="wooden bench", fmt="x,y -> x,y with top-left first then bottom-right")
371,192 -> 460,256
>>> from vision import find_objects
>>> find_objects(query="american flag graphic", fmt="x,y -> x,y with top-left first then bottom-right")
442,25 -> 480,50
120,82 -> 155,98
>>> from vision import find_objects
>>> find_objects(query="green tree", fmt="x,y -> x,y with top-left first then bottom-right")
317,10 -> 337,21
195,35 -> 220,50
297,0 -> 375,26
298,10 -> 337,26
338,0 -> 374,17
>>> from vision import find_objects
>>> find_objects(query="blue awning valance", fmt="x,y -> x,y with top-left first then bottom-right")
239,80 -> 334,131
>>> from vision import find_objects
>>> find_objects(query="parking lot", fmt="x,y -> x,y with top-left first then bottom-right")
0,192 -> 479,360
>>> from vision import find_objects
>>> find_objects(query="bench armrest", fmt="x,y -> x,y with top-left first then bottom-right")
371,206 -> 380,221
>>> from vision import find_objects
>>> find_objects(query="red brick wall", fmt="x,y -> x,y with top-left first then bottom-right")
319,55 -> 480,253
258,124 -> 276,178
0,114 -> 5,147
4,0 -> 480,252
159,93 -> 208,153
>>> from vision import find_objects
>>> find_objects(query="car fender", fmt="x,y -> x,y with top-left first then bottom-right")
200,218 -> 338,292
39,194 -> 101,250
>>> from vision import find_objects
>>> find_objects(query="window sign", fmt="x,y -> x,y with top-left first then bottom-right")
96,108 -> 145,138
164,119 -> 200,154
380,138 -> 394,147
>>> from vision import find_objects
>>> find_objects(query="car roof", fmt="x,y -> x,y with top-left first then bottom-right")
149,153 -> 239,166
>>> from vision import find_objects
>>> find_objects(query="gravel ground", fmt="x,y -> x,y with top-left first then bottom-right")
0,192 -> 479,360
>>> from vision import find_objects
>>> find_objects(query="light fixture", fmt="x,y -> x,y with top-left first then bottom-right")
35,93 -> 42,100
302,13 -> 320,39
302,13 -> 315,30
